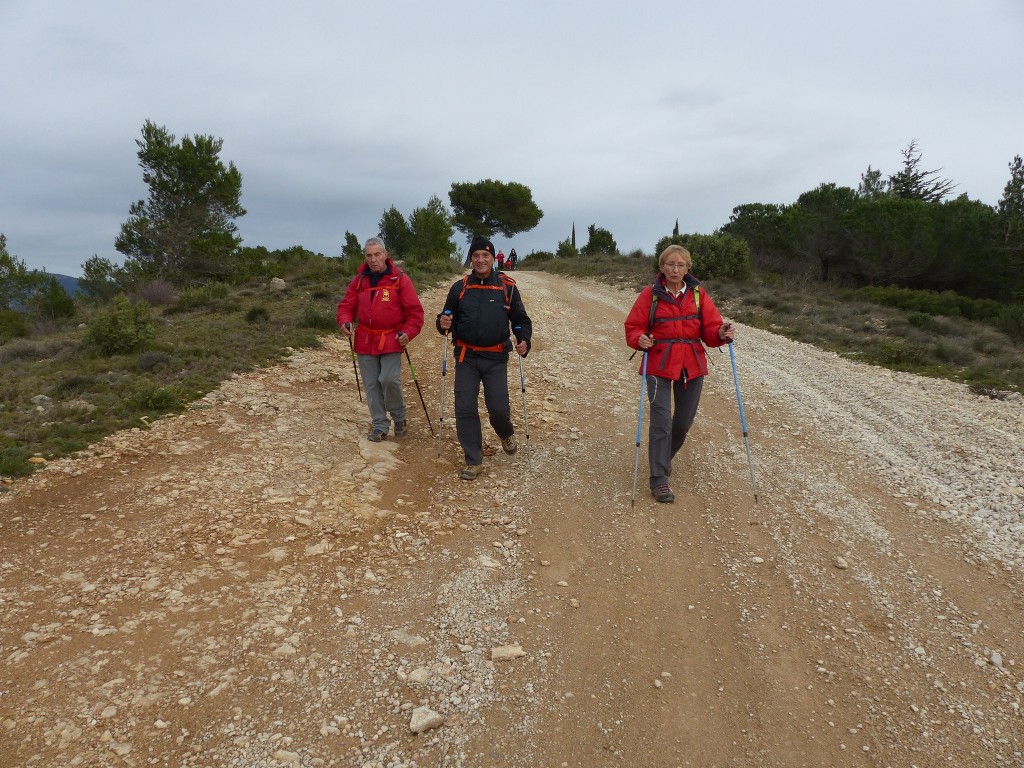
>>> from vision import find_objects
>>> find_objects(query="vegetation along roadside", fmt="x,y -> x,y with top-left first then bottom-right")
2,124 -> 1021,483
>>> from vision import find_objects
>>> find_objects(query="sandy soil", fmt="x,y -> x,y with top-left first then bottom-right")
1,271 -> 1022,768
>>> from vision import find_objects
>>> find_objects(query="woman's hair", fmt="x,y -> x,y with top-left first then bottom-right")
658,244 -> 692,270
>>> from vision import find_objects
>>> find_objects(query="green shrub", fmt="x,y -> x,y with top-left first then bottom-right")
30,279 -> 76,319
136,350 -> 171,371
908,312 -> 940,331
85,295 -> 156,355
853,285 -> 1004,322
655,233 -> 752,279
869,338 -> 927,367
53,373 -> 98,395
0,337 -> 72,364
176,282 -> 231,310
995,303 -> 1024,343
0,309 -> 29,341
297,303 -> 336,330
0,447 -> 34,478
129,385 -> 184,412
526,251 -> 554,262
245,305 -> 271,324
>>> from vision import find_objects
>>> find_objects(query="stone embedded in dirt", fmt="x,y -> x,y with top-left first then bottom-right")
751,556 -> 764,564
409,705 -> 444,734
833,556 -> 849,570
273,643 -> 298,657
389,628 -> 427,647
272,749 -> 300,765
491,644 -> 526,661
408,667 -> 432,684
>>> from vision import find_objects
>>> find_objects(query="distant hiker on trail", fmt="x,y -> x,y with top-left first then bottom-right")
337,237 -> 425,442
497,250 -> 506,269
508,248 -> 518,270
624,244 -> 735,503
436,236 -> 532,480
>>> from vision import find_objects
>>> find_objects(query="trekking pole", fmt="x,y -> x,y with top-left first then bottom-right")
345,328 -> 362,402
727,341 -> 759,503
437,311 -> 451,457
515,339 -> 532,470
630,351 -> 649,510
404,347 -> 435,436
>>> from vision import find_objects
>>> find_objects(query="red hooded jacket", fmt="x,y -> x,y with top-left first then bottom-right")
336,259 -> 424,355
624,273 -> 727,381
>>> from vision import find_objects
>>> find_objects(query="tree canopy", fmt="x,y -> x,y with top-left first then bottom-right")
406,195 -> 457,265
887,140 -> 956,203
377,206 -> 412,258
580,224 -> 617,256
0,234 -> 45,310
448,180 -> 543,241
115,120 -> 246,283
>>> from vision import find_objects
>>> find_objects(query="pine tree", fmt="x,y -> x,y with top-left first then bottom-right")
887,141 -> 956,202
997,154 -> 1024,245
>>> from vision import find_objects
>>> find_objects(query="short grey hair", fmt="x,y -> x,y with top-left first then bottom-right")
364,237 -> 387,252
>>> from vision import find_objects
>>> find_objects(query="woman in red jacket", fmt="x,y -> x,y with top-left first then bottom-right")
624,245 -> 735,503
337,238 -> 424,441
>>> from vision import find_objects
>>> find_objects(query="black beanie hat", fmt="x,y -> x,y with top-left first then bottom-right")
467,236 -> 495,259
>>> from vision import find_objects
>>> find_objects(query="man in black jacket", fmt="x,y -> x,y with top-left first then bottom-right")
437,236 -> 532,480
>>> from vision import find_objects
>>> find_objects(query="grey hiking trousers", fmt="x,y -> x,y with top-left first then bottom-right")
646,374 -> 703,489
357,352 -> 407,434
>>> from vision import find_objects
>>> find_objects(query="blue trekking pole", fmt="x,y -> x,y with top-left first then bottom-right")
630,351 -> 649,510
513,326 -> 532,470
437,310 -> 451,457
727,341 -> 759,503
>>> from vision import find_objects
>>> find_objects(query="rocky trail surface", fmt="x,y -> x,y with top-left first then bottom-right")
1,271 -> 1022,768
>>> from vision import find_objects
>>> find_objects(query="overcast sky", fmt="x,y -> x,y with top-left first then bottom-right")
3,1 -> 1023,277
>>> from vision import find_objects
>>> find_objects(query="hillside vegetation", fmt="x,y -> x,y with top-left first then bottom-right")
3,249 -> 1021,484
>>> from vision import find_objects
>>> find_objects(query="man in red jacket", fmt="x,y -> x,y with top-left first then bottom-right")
337,237 -> 425,441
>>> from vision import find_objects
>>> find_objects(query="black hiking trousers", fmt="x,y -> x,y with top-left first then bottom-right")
453,353 -> 515,466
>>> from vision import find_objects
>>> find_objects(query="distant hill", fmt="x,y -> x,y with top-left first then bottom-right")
53,274 -> 81,296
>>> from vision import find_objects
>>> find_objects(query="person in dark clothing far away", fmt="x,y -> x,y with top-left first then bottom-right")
436,236 -> 532,480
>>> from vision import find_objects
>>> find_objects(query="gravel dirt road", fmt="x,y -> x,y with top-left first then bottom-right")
2,271 -> 1022,767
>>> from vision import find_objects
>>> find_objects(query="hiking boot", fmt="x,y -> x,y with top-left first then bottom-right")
393,420 -> 407,437
367,429 -> 387,443
459,464 -> 482,481
652,484 -> 675,503
501,434 -> 518,455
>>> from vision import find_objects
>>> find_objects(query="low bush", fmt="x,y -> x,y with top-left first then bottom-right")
245,305 -> 271,324
176,282 -> 231,310
129,385 -> 184,412
852,285 -> 1004,322
136,350 -> 171,371
297,303 -> 337,330
0,447 -> 33,478
995,303 -> 1024,343
133,279 -> 178,305
0,309 -> 29,341
85,295 -> 156,355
